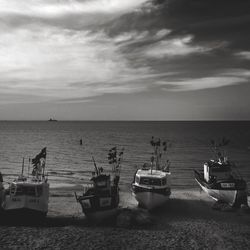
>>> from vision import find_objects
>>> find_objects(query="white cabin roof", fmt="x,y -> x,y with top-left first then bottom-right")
12,182 -> 47,187
12,177 -> 48,186
136,169 -> 168,178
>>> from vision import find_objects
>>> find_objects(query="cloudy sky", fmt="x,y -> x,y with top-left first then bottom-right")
1,0 -> 250,120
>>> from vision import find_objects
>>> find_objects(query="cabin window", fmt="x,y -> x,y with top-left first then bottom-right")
140,178 -> 149,185
15,186 -> 24,196
140,178 -> 162,186
36,186 -> 43,196
162,178 -> 166,185
25,187 -> 37,196
135,176 -> 140,184
11,185 -> 43,197
96,181 -> 107,188
210,169 -> 231,180
10,185 -> 16,195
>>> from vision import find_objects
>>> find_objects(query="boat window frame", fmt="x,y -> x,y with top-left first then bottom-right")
139,177 -> 162,186
161,178 -> 167,186
9,184 -> 43,197
135,176 -> 140,184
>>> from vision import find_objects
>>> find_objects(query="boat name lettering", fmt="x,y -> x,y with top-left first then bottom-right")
221,183 -> 235,188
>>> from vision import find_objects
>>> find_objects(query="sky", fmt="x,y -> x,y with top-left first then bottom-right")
0,0 -> 250,120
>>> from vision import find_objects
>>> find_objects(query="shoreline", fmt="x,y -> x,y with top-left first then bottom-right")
1,188 -> 250,249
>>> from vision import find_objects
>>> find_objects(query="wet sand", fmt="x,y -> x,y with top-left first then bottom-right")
0,187 -> 250,249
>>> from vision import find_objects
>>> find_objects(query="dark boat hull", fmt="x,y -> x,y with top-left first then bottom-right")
77,187 -> 119,219
194,170 -> 248,207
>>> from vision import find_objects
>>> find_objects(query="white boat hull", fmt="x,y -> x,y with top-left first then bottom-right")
132,169 -> 171,210
3,182 -> 49,215
133,191 -> 170,210
196,179 -> 238,206
3,194 -> 49,213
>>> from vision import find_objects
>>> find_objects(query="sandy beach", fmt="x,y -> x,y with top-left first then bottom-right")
0,187 -> 250,250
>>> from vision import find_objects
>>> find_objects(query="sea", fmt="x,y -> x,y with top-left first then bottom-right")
0,121 -> 250,191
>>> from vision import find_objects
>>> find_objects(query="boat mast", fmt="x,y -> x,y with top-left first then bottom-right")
42,157 -> 46,180
150,137 -> 171,172
150,137 -> 162,170
21,157 -> 25,177
150,155 -> 154,174
28,158 -> 30,177
108,147 -> 124,177
210,137 -> 230,163
92,156 -> 99,176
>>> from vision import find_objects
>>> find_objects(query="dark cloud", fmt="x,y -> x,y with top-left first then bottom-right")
104,0 -> 250,48
100,0 -> 250,86
1,0 -> 250,119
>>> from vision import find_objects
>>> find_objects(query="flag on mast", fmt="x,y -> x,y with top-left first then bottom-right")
32,147 -> 47,176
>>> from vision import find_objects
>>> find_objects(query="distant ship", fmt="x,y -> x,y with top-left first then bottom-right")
48,118 -> 57,122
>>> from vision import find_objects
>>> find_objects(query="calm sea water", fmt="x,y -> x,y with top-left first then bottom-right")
0,121 -> 250,191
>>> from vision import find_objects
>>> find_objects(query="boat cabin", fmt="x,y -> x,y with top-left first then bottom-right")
91,175 -> 111,190
135,169 -> 168,187
204,160 -> 232,182
9,183 -> 44,197
136,176 -> 166,186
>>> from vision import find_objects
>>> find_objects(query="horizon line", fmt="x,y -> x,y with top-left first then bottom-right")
0,119 -> 250,122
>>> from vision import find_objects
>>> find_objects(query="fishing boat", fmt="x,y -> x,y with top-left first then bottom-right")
131,137 -> 171,210
194,138 -> 248,207
75,147 -> 124,220
2,148 -> 49,217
